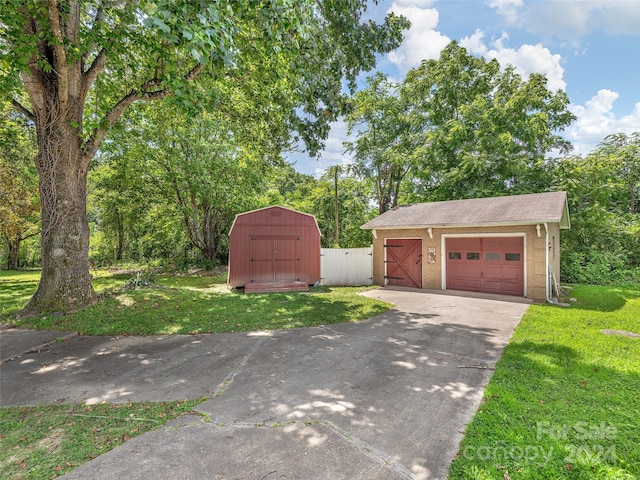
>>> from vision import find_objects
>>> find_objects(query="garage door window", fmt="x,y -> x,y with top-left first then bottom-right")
505,253 -> 521,261
485,252 -> 500,261
448,252 -> 461,260
466,252 -> 480,260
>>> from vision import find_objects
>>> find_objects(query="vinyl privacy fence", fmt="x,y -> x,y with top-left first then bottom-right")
320,247 -> 373,286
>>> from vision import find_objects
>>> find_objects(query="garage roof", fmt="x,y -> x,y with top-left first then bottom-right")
361,191 -> 570,230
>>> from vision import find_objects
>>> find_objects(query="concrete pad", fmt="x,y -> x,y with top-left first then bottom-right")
61,416 -> 400,480
0,288 -> 529,479
0,328 -> 77,364
194,289 -> 529,479
0,332 -> 258,405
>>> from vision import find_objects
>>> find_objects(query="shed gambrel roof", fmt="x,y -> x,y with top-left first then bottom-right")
361,191 -> 570,230
229,205 -> 321,236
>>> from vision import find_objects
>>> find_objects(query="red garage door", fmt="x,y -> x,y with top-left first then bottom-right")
446,237 -> 524,296
385,239 -> 422,288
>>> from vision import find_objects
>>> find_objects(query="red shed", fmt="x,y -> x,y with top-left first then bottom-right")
228,206 -> 321,291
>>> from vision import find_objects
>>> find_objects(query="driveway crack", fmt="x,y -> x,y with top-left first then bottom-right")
321,420 -> 415,479
318,325 -> 345,336
212,337 -> 265,398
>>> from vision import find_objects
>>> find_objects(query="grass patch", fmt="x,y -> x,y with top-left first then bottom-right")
448,284 -> 640,479
0,270 -> 41,318
1,270 -> 391,335
0,399 -> 204,480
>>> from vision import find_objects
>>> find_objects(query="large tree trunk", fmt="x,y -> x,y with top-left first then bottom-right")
20,106 -> 96,315
191,206 -> 220,263
13,1 -> 203,315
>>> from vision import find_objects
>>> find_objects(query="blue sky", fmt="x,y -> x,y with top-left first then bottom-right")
291,0 -> 640,176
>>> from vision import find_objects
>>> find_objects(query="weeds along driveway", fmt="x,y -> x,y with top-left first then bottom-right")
2,288 -> 529,480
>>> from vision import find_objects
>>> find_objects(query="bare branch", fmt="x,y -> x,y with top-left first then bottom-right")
83,63 -> 205,162
11,98 -> 35,120
83,49 -> 107,89
185,63 -> 205,81
82,89 -> 140,162
19,230 -> 41,242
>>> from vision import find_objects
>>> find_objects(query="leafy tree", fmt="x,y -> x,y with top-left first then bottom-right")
140,104 -> 269,263
0,1 -> 408,314
0,101 -> 39,269
401,41 -> 575,201
344,73 -> 411,214
88,135 -> 161,265
90,97 -> 275,266
267,164 -> 374,247
555,133 -> 640,284
596,132 -> 640,214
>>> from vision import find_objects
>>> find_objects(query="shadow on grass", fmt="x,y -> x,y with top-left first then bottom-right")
0,277 -> 40,320
562,284 -> 640,313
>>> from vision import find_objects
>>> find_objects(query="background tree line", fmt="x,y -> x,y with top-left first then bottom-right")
2,42 -> 639,285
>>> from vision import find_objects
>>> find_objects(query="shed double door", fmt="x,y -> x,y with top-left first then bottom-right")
250,236 -> 299,283
384,239 -> 422,288
446,237 -> 524,296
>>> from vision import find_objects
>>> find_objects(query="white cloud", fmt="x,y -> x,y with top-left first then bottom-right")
460,29 -> 488,56
524,1 -> 640,39
598,1 -> 640,35
461,31 -> 566,92
386,2 -> 450,72
567,89 -> 640,155
486,0 -> 523,24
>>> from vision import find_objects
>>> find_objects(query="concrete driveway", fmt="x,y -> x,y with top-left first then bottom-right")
0,288 -> 529,479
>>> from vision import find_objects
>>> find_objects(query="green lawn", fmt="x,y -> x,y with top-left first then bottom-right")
0,270 -> 391,335
4,271 -> 638,479
448,284 -> 640,479
0,400 -> 204,479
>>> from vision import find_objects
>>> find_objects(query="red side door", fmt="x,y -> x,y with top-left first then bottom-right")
385,239 -> 422,288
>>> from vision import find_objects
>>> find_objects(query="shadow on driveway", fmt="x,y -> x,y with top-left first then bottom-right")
1,288 -> 529,480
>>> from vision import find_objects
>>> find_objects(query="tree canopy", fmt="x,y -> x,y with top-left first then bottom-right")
0,0 -> 408,314
556,132 -> 640,284
345,42 -> 575,210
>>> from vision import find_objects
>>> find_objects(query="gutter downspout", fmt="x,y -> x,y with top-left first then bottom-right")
545,222 -> 551,302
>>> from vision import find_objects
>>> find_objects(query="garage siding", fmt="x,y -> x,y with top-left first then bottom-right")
372,224 -> 550,301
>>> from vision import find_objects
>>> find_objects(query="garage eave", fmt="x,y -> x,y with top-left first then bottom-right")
362,220 -> 564,230
560,198 -> 571,230
360,191 -> 571,231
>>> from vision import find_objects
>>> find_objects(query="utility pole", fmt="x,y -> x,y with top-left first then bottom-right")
332,165 -> 340,246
